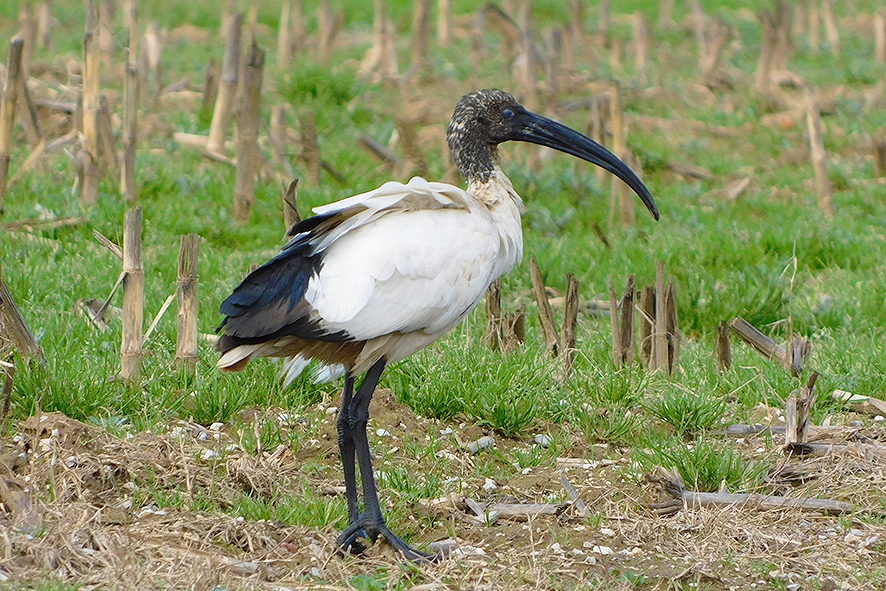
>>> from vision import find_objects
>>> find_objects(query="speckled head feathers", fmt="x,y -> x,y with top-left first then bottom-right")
447,89 -> 524,183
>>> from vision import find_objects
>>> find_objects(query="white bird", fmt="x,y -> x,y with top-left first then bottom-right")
216,89 -> 659,560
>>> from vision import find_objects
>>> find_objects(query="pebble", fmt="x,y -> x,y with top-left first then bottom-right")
534,434 -> 552,447
427,538 -> 460,557
467,436 -> 495,454
325,406 -> 338,416
875,415 -> 884,422
844,529 -> 864,544
440,427 -> 454,436
209,422 -> 224,431
592,545 -> 613,555
483,478 -> 498,492
201,449 -> 218,460
376,428 -> 391,437
600,527 -> 616,537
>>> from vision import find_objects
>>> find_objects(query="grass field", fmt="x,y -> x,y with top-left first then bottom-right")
1,0 -> 886,589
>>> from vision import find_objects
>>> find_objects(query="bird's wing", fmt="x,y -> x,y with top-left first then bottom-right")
305,205 -> 503,340
217,178 -> 500,350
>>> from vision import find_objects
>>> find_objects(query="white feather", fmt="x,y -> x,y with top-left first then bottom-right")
222,171 -> 525,376
304,173 -> 523,356
279,355 -> 344,387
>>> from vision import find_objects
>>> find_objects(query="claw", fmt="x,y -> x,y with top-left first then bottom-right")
335,521 -> 437,562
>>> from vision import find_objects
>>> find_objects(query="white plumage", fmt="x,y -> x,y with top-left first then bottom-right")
215,89 -> 658,561
217,173 -> 523,374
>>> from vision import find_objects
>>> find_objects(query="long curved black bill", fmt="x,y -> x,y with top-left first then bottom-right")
510,110 -> 659,221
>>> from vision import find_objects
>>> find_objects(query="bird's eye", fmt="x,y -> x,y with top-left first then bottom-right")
502,108 -> 515,119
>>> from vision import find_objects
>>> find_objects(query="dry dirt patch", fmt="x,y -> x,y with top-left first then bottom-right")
0,409 -> 884,590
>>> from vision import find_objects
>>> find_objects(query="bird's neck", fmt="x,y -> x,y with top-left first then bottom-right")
467,166 -> 524,209
450,136 -> 498,185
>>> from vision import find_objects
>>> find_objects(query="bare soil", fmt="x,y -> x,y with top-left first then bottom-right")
1,391 -> 884,590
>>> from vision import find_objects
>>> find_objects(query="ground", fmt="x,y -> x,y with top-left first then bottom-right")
1,391 -> 883,590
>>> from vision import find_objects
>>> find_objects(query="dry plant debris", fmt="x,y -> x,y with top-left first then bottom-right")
0,400 -> 884,590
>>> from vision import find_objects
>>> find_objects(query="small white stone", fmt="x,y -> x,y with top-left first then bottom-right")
592,545 -> 613,555
376,428 -> 391,437
483,478 -> 498,492
521,467 -> 532,475
201,449 -> 217,460
550,542 -> 563,553
571,548 -> 584,556
467,436 -> 495,454
862,534 -> 880,549
209,422 -> 224,431
64,456 -> 78,468
874,415 -> 885,422
534,433 -> 552,447
325,406 -> 338,416
845,529 -> 864,544
440,427 -> 454,436
600,527 -> 616,537
310,567 -> 321,577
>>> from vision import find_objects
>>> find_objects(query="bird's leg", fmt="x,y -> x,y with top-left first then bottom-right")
335,359 -> 434,562
336,373 -> 361,531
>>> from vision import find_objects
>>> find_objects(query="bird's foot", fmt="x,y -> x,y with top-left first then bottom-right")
335,520 -> 436,562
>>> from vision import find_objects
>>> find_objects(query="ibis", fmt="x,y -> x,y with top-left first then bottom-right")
216,89 -> 659,560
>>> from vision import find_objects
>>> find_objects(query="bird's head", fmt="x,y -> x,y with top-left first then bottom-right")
447,89 -> 659,221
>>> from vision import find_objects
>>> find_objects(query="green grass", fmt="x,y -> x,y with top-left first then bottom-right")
644,387 -> 728,438
2,0 -> 886,587
2,0 -> 881,427
632,435 -> 770,494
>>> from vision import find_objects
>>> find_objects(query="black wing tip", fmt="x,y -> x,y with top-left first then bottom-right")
215,332 -> 236,353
